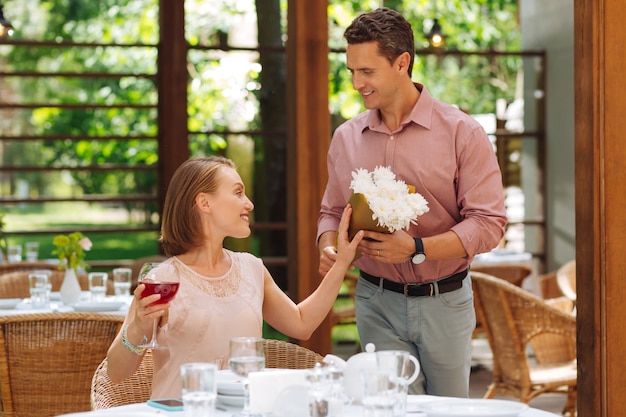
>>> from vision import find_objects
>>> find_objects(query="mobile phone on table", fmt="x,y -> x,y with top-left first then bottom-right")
147,398 -> 184,411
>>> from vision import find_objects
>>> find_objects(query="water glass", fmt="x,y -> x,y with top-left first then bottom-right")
376,350 -> 420,417
88,272 -> 108,301
360,369 -> 397,417
25,242 -> 39,262
29,272 -> 50,309
112,267 -> 132,298
7,244 -> 22,263
180,362 -> 218,417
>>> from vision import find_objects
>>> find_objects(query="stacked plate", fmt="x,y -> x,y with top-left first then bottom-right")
216,370 -> 245,407
0,298 -> 21,310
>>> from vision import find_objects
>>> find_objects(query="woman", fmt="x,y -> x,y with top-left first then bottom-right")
106,156 -> 363,398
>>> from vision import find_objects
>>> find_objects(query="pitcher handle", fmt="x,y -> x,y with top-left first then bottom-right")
406,355 -> 420,384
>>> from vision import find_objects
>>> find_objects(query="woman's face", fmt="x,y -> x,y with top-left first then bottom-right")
206,166 -> 254,239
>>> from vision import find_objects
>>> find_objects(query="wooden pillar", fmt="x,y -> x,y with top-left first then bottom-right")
157,0 -> 189,214
286,0 -> 332,354
575,0 -> 626,415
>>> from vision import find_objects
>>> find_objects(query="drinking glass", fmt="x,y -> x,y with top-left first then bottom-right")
88,272 -> 108,302
376,350 -> 420,417
7,244 -> 22,263
138,262 -> 179,350
181,362 -> 218,417
360,369 -> 397,417
228,336 -> 265,417
112,267 -> 132,298
25,242 -> 39,262
28,272 -> 50,309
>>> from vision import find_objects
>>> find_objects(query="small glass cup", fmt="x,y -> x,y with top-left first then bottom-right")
88,272 -> 108,302
180,362 -> 218,417
25,242 -> 40,262
29,272 -> 50,309
376,350 -> 420,417
360,369 -> 397,417
7,244 -> 22,263
112,267 -> 132,299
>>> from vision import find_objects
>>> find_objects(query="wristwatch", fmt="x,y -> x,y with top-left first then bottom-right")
411,238 -> 426,264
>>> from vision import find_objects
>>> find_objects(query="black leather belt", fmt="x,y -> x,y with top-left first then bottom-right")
360,268 -> 468,297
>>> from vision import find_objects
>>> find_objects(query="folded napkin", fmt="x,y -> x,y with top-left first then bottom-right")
248,369 -> 308,414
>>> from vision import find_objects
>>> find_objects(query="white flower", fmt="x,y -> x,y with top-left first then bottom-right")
349,166 -> 429,233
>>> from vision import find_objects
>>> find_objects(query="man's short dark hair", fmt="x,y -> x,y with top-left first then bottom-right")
344,7 -> 415,77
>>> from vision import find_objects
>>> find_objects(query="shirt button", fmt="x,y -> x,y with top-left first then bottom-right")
390,135 -> 395,140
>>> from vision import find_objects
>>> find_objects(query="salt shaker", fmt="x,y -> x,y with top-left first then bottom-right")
306,362 -> 330,417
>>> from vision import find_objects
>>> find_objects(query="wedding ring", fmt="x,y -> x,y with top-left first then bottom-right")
378,250 -> 381,257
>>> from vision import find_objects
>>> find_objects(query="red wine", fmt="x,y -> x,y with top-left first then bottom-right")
141,282 -> 179,304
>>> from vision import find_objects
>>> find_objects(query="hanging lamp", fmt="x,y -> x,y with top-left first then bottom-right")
425,18 -> 447,49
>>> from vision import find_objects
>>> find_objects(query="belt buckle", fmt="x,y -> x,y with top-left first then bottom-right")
403,284 -> 409,297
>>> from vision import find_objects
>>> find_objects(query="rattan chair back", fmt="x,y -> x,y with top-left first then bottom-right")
0,312 -> 123,417
556,260 -> 577,302
90,338 -> 324,409
471,271 -> 577,416
264,338 -> 324,369
91,350 -> 154,410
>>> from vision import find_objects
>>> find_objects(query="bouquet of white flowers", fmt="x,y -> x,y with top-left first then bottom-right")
348,166 -> 429,238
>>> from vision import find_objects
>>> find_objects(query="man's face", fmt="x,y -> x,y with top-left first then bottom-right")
346,41 -> 405,111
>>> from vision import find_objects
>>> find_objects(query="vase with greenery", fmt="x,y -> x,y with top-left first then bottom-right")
52,232 -> 92,305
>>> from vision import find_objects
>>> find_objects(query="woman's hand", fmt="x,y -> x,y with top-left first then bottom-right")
335,204 -> 364,268
131,284 -> 169,334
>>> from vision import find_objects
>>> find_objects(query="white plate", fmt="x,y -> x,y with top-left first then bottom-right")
419,399 -> 528,417
218,393 -> 244,407
73,301 -> 126,312
217,370 -> 245,396
0,298 -> 21,309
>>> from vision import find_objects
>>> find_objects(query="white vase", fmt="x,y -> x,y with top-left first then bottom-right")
60,268 -> 82,306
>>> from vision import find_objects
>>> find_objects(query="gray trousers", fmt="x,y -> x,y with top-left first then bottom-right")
355,271 -> 475,397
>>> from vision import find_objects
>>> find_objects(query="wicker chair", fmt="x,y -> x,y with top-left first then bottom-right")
0,312 -> 124,417
471,262 -> 533,338
90,338 -> 324,410
471,271 -> 577,416
0,261 -> 57,275
556,260 -> 577,302
91,350 -> 154,410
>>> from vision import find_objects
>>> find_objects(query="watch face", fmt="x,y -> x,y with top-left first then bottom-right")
412,253 -> 426,264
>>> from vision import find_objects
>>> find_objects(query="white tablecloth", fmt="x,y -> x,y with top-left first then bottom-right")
0,294 -> 130,317
56,395 -> 561,417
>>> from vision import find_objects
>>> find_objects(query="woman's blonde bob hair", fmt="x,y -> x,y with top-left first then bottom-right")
159,156 -> 235,257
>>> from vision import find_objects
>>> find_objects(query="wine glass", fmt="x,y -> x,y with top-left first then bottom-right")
228,337 -> 265,417
137,262 -> 179,350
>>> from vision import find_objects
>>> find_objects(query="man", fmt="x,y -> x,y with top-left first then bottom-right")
317,8 -> 507,397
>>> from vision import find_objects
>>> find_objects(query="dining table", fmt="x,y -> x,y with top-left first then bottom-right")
0,292 -> 131,317
55,394 -> 561,417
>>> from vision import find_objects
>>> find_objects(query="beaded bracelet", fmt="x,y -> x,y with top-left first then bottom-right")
121,325 -> 147,355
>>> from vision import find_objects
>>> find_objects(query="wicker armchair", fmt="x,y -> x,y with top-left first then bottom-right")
91,338 -> 324,409
471,271 -> 577,416
0,312 -> 124,417
556,260 -> 577,302
471,262 -> 533,338
91,350 -> 154,410
263,338 -> 324,369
